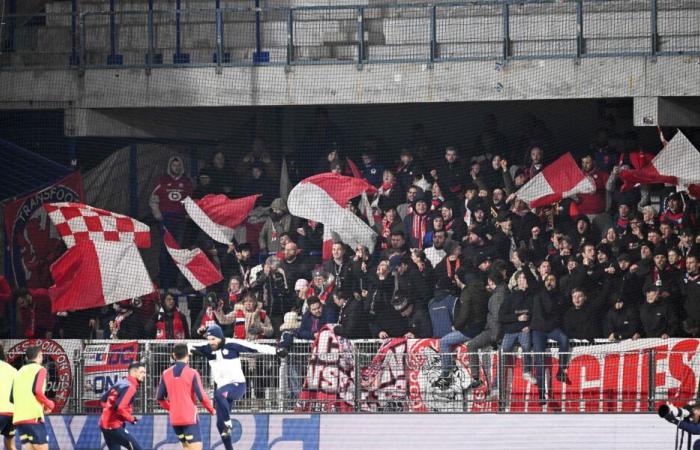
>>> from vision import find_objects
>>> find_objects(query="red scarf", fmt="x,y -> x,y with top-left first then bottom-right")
200,306 -> 217,330
155,308 -> 186,339
381,180 -> 394,192
229,292 -> 241,304
412,214 -> 428,249
446,258 -> 460,279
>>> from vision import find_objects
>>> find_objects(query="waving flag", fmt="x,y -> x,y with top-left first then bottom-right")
44,202 -> 151,248
619,131 -> 700,195
516,153 -> 596,208
288,173 -> 377,253
163,229 -> 222,291
49,240 -> 154,312
183,194 -> 259,244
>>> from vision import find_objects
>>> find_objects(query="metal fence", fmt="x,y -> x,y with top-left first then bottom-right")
48,339 -> 700,414
1,0 -> 699,70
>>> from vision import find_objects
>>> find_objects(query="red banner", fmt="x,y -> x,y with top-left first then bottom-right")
3,172 -> 83,288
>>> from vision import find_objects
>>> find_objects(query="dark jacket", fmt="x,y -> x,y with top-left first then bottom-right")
603,305 -> 641,340
405,308 -> 433,338
323,257 -> 355,292
683,273 -> 700,323
298,309 -> 335,340
498,288 -> 534,335
334,297 -> 369,338
145,309 -> 190,339
365,275 -> 396,336
639,298 -> 679,338
453,280 -> 489,337
563,295 -> 607,340
530,287 -> 567,333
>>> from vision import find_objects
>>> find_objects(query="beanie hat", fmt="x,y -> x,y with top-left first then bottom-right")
204,324 -> 224,340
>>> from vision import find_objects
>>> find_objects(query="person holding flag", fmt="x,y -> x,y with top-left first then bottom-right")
0,343 -> 17,450
11,346 -> 54,450
99,362 -> 147,450
156,344 -> 215,450
188,325 -> 280,450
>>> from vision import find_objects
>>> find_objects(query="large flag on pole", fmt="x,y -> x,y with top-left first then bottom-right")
288,173 -> 377,253
44,202 -> 151,248
619,131 -> 700,195
516,152 -> 596,208
163,229 -> 222,291
49,240 -> 154,313
183,194 -> 259,244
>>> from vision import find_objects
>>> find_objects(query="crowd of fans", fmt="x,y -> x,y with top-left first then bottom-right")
1,113 -> 700,391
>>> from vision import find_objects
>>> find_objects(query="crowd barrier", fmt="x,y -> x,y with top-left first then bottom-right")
4,335 -> 700,415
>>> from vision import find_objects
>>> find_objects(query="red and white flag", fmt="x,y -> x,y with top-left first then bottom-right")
44,202 -> 151,248
49,240 -> 154,313
288,173 -> 377,253
619,131 -> 700,195
183,194 -> 259,244
163,229 -> 222,291
516,153 -> 596,208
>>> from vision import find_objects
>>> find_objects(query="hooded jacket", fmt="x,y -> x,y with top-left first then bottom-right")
259,198 -> 293,253
149,156 -> 193,219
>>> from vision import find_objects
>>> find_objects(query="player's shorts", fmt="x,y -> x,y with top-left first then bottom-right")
0,416 -> 15,438
173,423 -> 202,444
16,422 -> 49,445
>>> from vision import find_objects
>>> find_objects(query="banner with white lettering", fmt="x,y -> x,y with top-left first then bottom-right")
82,341 -> 140,411
4,339 -> 78,413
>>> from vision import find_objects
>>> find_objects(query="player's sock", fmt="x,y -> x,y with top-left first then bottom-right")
221,435 -> 233,450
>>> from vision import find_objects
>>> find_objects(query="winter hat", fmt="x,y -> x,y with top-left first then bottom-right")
389,254 -> 403,272
294,278 -> 309,292
204,324 -> 224,340
279,311 -> 302,332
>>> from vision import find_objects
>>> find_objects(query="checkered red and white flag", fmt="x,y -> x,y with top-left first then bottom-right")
43,202 -> 151,249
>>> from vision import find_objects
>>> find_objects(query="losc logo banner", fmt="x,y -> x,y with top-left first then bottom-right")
43,414 -> 321,449
7,339 -> 74,413
2,171 -> 83,288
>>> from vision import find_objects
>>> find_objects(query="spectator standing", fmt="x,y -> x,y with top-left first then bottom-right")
433,272 -> 489,389
577,154 -> 608,217
499,271 -> 536,385
531,273 -> 571,389
431,146 -> 466,197
146,294 -> 190,339
150,156 -> 193,290
639,285 -> 679,338
389,292 -> 432,338
298,297 -> 335,340
563,288 -> 606,341
333,289 -> 369,338
603,294 -> 641,341
259,198 -> 293,256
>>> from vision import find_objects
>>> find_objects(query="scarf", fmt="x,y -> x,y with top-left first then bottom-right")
112,309 -> 133,336
411,214 -> 428,249
200,306 -> 218,330
381,180 -> 394,192
446,258 -> 460,279
155,307 -> 186,339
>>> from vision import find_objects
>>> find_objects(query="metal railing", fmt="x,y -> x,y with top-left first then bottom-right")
1,0 -> 699,70
52,340 -> 700,414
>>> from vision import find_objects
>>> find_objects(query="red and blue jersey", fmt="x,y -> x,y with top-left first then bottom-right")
156,362 -> 214,426
99,376 -> 139,429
